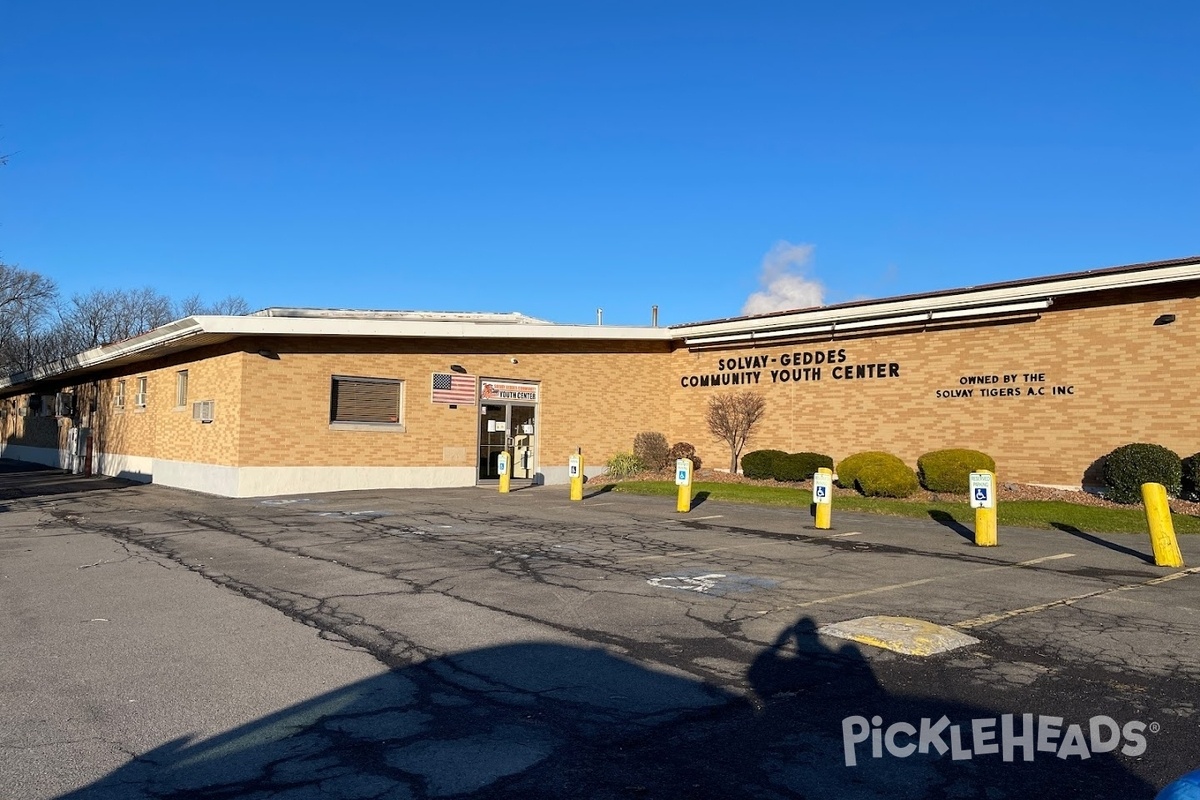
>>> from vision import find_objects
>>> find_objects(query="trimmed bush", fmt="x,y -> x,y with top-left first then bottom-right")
856,460 -> 920,498
917,449 -> 996,493
837,451 -> 908,490
1101,443 -> 1182,504
604,452 -> 645,479
773,452 -> 834,482
633,432 -> 671,471
667,442 -> 702,472
1184,453 -> 1200,502
742,449 -> 787,479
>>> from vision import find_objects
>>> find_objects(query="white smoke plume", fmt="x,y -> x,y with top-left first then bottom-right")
741,241 -> 825,316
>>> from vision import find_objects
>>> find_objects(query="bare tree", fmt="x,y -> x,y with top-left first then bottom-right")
58,287 -> 176,351
0,262 -> 58,372
705,391 -> 767,473
177,294 -> 250,317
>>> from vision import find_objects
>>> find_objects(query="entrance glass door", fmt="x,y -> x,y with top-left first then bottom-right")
478,404 -> 537,482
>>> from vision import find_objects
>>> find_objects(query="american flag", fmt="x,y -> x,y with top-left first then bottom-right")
431,373 -> 476,405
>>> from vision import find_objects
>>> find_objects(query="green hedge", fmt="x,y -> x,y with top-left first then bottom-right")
1102,443 -> 1182,504
917,449 -> 996,493
773,452 -> 834,482
1184,453 -> 1200,502
856,460 -> 920,498
742,450 -> 833,481
837,451 -> 908,489
742,449 -> 787,479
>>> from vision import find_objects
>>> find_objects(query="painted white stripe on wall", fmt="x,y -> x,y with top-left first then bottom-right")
235,465 -> 475,497
2,445 -> 491,497
94,451 -> 154,484
539,465 -> 607,486
0,443 -> 67,470
154,458 -> 239,497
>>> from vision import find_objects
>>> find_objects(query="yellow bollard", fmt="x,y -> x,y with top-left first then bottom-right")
569,451 -> 584,501
813,467 -> 833,530
675,457 -> 693,513
970,470 -> 997,546
1142,482 -> 1183,567
498,450 -> 511,494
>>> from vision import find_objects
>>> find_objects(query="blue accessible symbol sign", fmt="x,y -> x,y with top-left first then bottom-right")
677,469 -> 688,482
969,472 -> 995,509
815,485 -> 827,500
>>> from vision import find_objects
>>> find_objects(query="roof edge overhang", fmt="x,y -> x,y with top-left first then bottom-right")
0,317 -> 673,394
672,257 -> 1200,344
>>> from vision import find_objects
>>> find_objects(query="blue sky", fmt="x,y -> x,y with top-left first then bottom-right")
2,2 -> 1197,326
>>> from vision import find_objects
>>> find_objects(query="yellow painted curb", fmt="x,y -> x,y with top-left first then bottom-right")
820,615 -> 979,656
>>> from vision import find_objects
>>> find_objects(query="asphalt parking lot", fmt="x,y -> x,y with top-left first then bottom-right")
2,461 -> 1199,799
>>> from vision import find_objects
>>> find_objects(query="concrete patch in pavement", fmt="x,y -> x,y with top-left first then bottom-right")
820,615 -> 980,656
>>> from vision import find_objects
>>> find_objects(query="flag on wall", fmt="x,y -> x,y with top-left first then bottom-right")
432,373 -> 477,405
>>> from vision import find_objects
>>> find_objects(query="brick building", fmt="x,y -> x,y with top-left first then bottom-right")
1,256 -> 1197,497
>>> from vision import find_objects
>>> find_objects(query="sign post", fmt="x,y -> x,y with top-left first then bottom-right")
569,451 -> 584,501
969,470 -> 997,546
675,458 -> 693,513
498,450 -> 511,494
813,467 -> 833,530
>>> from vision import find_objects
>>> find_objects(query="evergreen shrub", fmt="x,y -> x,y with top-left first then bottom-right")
917,449 -> 996,493
1101,443 -> 1182,504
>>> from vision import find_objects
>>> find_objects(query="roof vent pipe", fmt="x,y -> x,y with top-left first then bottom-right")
652,305 -> 659,327
597,308 -> 603,325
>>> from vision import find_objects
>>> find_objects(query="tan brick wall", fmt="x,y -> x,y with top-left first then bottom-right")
0,348 -> 247,467
4,282 -> 1195,491
236,337 -> 673,469
668,288 -> 1200,486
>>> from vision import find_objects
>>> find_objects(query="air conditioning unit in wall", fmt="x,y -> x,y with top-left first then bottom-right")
192,400 -> 215,423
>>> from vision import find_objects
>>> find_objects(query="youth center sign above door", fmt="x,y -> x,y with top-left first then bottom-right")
680,347 -> 902,388
480,380 -> 540,404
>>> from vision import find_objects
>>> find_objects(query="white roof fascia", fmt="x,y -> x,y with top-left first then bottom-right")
0,317 -> 670,391
190,316 -> 672,341
0,318 -> 206,390
672,260 -> 1200,339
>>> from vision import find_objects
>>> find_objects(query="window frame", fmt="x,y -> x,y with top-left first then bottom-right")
175,370 -> 189,408
115,379 -> 126,410
135,376 -> 148,409
329,375 -> 405,431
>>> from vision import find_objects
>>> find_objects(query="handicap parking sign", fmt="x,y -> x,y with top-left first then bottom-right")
969,472 -> 995,509
812,471 -> 833,504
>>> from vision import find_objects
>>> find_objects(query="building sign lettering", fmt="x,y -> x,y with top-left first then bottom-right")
935,373 -> 1075,399
680,348 -> 903,389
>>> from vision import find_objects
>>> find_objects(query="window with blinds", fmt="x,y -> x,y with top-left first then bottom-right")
330,376 -> 404,425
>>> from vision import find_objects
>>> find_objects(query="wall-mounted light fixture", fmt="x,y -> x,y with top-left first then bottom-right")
1154,314 -> 1177,326
257,348 -> 280,360
450,364 -> 467,373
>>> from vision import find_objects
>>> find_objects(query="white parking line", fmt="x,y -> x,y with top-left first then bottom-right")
827,531 -> 862,538
754,553 -> 1076,616
955,565 -> 1200,629
690,515 -> 724,521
